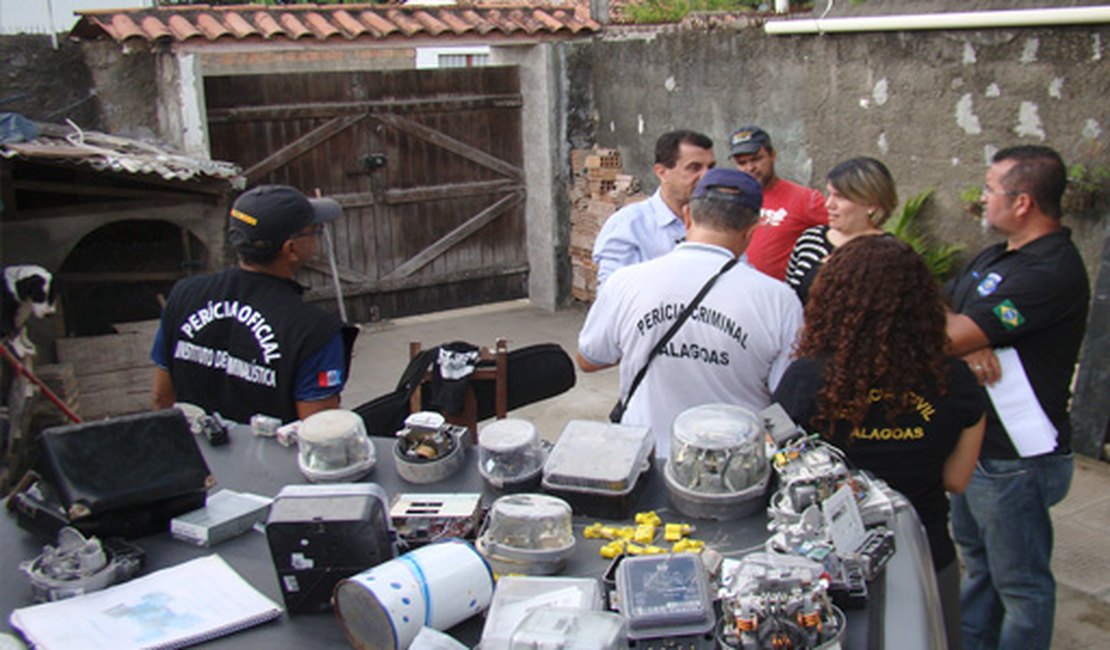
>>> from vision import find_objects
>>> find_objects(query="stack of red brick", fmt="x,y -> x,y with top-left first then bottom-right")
568,147 -> 645,302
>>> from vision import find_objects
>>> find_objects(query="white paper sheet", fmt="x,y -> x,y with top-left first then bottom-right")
984,347 -> 1059,457
10,555 -> 281,650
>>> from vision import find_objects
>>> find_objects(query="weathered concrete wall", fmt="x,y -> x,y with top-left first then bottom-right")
568,21 -> 1109,454
570,24 -> 1109,283
80,40 -> 162,142
0,34 -> 99,128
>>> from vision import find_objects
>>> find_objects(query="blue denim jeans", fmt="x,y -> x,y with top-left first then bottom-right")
950,453 -> 1074,650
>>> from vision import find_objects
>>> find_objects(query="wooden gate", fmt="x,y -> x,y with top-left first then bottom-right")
204,67 -> 527,322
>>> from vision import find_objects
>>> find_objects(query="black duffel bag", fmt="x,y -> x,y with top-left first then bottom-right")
355,342 -> 576,436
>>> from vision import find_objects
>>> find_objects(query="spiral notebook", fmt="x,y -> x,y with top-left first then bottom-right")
10,555 -> 282,649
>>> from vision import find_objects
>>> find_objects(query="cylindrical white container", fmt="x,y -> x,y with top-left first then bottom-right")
334,540 -> 493,650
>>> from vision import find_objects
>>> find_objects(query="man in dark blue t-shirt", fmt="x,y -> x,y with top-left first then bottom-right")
151,185 -> 351,424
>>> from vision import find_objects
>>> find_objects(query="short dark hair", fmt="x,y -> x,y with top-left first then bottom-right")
235,242 -> 282,265
688,196 -> 760,232
993,145 -> 1067,219
655,130 -> 714,168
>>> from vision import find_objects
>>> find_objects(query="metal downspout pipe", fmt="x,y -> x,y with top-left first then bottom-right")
765,5 -> 1110,35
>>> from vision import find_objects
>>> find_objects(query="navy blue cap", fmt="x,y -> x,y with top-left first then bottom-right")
228,185 -> 342,253
691,168 -> 763,212
729,126 -> 772,156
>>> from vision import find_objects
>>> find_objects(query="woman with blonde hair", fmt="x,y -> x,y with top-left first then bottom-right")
773,236 -> 985,650
784,156 -> 898,303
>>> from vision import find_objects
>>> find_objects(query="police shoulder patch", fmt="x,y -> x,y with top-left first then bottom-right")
976,272 -> 1003,297
992,299 -> 1025,330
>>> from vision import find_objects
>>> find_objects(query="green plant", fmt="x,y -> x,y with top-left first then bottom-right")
958,184 -> 983,219
620,0 -> 760,24
1063,163 -> 1110,216
884,189 -> 964,282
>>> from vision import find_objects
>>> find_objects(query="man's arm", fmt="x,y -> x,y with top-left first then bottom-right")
943,415 -> 986,494
576,351 -> 615,373
946,312 -> 1001,384
296,395 -> 340,420
151,367 -> 175,410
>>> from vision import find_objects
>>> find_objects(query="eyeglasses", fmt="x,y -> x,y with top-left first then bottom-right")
982,185 -> 1022,197
293,225 -> 324,239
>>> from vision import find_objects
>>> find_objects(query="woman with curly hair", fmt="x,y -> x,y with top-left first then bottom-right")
784,156 -> 898,303
772,235 -> 985,650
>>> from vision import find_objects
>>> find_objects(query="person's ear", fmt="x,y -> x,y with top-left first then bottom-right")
281,238 -> 300,262
653,162 -> 668,182
682,204 -> 693,228
1014,192 -> 1035,218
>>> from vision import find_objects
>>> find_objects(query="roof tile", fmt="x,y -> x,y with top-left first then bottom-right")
71,4 -> 600,44
278,13 -> 312,39
195,12 -> 231,40
223,12 -> 259,39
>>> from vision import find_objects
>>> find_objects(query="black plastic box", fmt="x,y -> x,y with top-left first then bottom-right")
265,484 -> 395,615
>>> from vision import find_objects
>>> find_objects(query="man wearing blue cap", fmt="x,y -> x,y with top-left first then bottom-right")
151,184 -> 351,424
577,169 -> 803,456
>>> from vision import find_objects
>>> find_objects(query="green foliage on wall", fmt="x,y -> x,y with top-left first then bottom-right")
884,189 -> 964,282
620,1 -> 813,24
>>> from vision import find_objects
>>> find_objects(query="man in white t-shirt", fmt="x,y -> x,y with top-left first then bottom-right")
578,169 -> 803,456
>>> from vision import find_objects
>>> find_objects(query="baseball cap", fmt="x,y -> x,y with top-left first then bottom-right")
691,168 -> 763,212
729,126 -> 772,156
228,185 -> 342,254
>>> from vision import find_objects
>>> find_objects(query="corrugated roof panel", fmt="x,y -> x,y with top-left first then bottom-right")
1,124 -> 243,187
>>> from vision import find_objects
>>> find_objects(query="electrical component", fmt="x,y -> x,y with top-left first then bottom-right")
20,527 -> 143,602
718,552 -> 846,650
389,493 -> 482,547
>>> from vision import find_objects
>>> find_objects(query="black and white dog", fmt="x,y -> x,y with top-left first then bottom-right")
2,265 -> 56,358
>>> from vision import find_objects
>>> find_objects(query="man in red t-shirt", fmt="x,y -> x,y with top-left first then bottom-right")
730,126 -> 828,280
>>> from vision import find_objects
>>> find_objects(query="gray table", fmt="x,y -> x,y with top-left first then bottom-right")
1,427 -> 939,648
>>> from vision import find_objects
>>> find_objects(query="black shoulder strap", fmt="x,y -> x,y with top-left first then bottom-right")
621,257 -> 738,408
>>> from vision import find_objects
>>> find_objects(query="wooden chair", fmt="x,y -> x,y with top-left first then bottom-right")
408,338 -> 508,443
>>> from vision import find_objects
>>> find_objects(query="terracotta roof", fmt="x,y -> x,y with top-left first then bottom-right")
70,3 -> 600,44
1,122 -> 244,188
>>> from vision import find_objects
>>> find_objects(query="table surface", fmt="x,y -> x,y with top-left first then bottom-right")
0,427 -> 930,649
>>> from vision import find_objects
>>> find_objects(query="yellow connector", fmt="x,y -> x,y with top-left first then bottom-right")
600,540 -> 627,558
635,511 -> 663,527
583,523 -> 606,539
672,538 -> 705,553
664,523 -> 694,541
633,524 -> 656,544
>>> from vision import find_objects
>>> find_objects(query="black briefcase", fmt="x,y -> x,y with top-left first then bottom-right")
10,409 -> 214,541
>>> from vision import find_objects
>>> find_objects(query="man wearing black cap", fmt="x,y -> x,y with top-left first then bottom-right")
730,126 -> 828,280
577,169 -> 803,456
151,185 -> 350,424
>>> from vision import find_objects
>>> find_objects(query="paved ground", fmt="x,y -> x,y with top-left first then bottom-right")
344,299 -> 1110,649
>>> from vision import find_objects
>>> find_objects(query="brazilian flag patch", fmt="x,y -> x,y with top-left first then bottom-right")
993,299 -> 1025,330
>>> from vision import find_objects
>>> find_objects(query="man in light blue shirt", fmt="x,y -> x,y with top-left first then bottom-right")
592,130 -> 715,285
